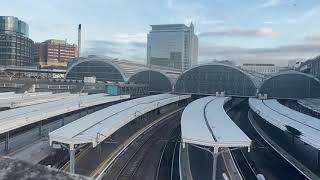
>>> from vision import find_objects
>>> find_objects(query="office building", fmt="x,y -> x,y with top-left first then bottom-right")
34,39 -> 77,67
0,16 -> 34,66
241,63 -> 280,75
147,23 -> 198,71
299,56 -> 320,79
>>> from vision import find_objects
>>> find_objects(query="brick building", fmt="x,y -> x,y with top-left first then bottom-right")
34,39 -> 77,67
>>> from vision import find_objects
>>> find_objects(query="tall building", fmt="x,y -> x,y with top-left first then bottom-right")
34,39 -> 77,67
299,56 -> 320,79
0,16 -> 34,66
241,63 -> 280,75
147,23 -> 198,71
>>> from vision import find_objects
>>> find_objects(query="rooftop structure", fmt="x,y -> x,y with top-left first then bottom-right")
65,56 -> 180,88
241,63 -> 280,75
299,56 -> 320,79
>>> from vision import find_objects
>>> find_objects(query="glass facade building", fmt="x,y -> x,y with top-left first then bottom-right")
0,16 -> 34,66
147,23 -> 198,71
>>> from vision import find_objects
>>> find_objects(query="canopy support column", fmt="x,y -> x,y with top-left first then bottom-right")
212,147 -> 219,180
5,132 -> 10,152
38,121 -> 42,136
69,144 -> 75,173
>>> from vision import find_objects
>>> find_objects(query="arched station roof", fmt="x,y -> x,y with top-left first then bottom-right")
65,57 -> 126,82
259,71 -> 320,99
128,70 -> 172,92
174,63 -> 258,97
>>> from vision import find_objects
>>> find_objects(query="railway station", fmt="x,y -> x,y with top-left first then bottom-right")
1,60 -> 320,180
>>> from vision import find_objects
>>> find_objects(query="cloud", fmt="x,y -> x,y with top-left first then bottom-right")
272,5 -> 320,24
201,20 -> 225,26
85,40 -> 122,47
129,41 -> 147,48
304,35 -> 320,43
82,39 -> 147,61
111,33 -> 147,43
82,40 -> 122,56
199,28 -> 277,38
199,42 -> 320,65
167,0 -> 208,25
259,0 -> 281,8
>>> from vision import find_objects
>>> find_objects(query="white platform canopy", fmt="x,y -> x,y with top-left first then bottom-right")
0,92 -> 52,100
0,93 -> 130,135
0,92 -> 80,108
181,96 -> 251,180
181,96 -> 251,148
49,93 -> 190,148
298,98 -> 320,114
0,92 -> 15,97
249,98 -> 320,150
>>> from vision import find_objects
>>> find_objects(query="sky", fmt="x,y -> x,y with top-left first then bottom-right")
1,0 -> 320,66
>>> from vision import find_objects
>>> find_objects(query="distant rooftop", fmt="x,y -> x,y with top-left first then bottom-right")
150,24 -> 191,31
242,63 -> 275,66
43,39 -> 76,46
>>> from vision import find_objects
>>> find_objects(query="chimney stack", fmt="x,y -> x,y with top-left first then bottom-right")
78,24 -> 81,57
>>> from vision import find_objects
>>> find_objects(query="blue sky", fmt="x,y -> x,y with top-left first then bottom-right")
1,0 -> 320,65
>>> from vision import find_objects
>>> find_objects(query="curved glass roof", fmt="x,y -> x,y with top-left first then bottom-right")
175,63 -> 258,96
259,71 -> 320,99
66,58 -> 126,82
128,70 -> 172,92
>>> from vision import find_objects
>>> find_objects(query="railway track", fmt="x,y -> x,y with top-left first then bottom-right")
100,111 -> 182,180
155,127 -> 180,180
231,149 -> 257,180
227,99 -> 307,180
